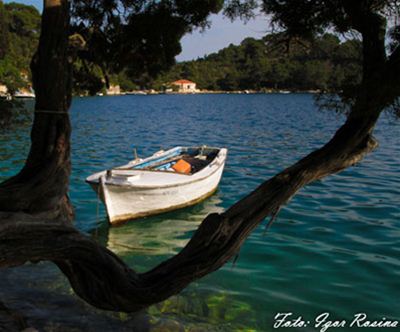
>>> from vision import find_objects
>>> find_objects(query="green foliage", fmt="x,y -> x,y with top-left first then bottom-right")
261,0 -> 399,39
223,0 -> 399,116
153,33 -> 362,92
0,1 -> 9,59
70,0 -> 225,90
6,2 -> 40,37
73,60 -> 104,96
223,0 -> 258,21
0,1 -> 40,93
0,56 -> 25,94
0,2 -> 39,127
116,72 -> 139,92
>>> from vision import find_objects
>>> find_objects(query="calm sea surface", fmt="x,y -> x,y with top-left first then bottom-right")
0,94 -> 399,331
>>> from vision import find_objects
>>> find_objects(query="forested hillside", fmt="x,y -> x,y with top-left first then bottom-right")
0,1 -> 40,94
154,33 -> 362,92
0,2 -> 362,95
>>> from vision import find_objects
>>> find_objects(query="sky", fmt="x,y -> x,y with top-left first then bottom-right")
4,0 -> 269,61
177,14 -> 268,61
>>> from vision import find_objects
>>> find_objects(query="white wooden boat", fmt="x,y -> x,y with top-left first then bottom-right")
86,146 -> 227,225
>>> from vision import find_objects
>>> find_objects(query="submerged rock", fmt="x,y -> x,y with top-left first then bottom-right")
150,318 -> 184,332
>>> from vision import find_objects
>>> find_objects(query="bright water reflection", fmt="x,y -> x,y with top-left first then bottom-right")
94,194 -> 224,259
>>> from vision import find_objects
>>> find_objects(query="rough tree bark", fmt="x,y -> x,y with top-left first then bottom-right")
0,0 -> 73,222
0,0 -> 399,313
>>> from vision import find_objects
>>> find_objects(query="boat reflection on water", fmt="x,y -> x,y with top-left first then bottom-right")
91,194 -> 224,258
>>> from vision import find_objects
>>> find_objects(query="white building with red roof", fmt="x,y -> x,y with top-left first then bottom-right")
171,79 -> 197,93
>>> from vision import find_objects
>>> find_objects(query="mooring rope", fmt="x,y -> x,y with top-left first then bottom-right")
34,110 -> 70,115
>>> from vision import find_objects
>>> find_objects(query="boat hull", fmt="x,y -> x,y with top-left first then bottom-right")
90,161 -> 225,225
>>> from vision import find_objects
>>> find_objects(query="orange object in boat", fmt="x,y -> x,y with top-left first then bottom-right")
172,159 -> 191,174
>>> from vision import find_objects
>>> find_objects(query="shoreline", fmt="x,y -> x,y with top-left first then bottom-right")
1,89 -> 322,100
98,89 -> 322,97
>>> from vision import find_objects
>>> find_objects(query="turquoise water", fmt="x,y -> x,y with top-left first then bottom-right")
0,94 -> 399,331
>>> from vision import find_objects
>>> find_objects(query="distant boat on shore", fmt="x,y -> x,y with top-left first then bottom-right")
125,91 -> 147,95
14,90 -> 35,98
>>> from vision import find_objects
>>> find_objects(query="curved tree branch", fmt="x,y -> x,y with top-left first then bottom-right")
0,111 -> 379,312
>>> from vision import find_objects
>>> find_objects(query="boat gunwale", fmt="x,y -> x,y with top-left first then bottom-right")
126,145 -> 221,171
86,147 -> 227,190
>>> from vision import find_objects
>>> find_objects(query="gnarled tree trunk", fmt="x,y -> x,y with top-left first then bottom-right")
0,0 -> 72,222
